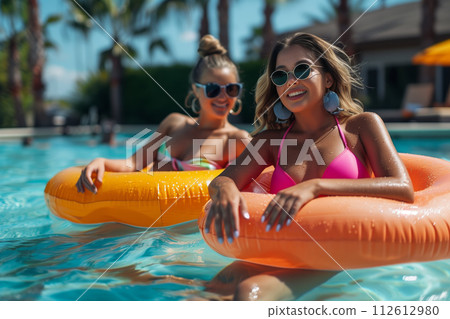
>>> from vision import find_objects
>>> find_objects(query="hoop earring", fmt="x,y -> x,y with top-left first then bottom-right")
230,99 -> 242,115
191,97 -> 201,114
185,91 -> 201,114
273,101 -> 292,123
323,91 -> 343,115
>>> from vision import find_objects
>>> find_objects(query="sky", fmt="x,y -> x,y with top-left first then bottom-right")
38,0 -> 417,99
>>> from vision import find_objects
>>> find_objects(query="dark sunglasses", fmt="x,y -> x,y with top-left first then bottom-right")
195,82 -> 243,98
270,63 -> 318,86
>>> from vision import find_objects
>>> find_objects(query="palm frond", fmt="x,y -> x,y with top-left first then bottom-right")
133,25 -> 152,36
44,40 -> 57,50
149,38 -> 169,55
43,14 -> 62,28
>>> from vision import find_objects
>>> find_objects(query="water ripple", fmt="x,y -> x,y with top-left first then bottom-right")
1,136 -> 450,300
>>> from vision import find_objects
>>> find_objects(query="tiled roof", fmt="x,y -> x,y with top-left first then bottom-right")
280,1 -> 450,47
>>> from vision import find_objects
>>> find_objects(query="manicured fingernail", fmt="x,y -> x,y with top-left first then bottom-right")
265,224 -> 271,232
218,237 -> 223,244
276,224 -> 281,232
261,215 -> 265,222
286,219 -> 292,226
234,230 -> 239,238
205,228 -> 209,234
227,236 -> 233,244
243,211 -> 250,219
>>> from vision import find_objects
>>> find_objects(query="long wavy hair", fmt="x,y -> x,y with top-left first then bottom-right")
253,32 -> 364,135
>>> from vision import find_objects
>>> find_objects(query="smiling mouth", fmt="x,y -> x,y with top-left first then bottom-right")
212,103 -> 228,109
288,90 -> 306,98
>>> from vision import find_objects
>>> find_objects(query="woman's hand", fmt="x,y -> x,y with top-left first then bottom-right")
262,179 -> 319,232
206,177 -> 250,244
76,158 -> 106,194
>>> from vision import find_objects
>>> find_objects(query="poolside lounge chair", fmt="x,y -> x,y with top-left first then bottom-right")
413,84 -> 450,122
433,84 -> 450,108
373,83 -> 434,122
401,83 -> 434,119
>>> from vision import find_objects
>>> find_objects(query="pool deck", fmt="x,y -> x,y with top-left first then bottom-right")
2,122 -> 450,140
0,125 -> 149,140
385,122 -> 450,138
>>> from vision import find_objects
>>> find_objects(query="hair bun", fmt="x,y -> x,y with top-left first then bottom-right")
198,34 -> 227,57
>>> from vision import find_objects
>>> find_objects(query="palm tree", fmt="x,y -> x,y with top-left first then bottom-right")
243,26 -> 263,61
336,0 -> 354,57
0,0 -> 27,127
298,0 -> 365,56
245,0 -> 293,60
67,3 -> 93,73
150,0 -> 189,64
420,0 -> 439,83
151,0 -> 210,54
199,0 -> 209,38
27,0 -> 47,127
68,0 -> 151,124
217,0 -> 230,55
260,0 -> 276,60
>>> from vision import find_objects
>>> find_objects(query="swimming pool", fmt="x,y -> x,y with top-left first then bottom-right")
1,134 -> 449,301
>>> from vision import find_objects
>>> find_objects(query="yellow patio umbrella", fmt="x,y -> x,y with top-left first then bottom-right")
412,39 -> 450,66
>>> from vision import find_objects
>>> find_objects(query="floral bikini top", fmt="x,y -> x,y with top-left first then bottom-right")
157,141 -> 222,171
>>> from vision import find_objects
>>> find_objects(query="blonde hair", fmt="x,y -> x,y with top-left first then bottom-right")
197,34 -> 227,57
185,35 -> 240,110
253,32 -> 364,135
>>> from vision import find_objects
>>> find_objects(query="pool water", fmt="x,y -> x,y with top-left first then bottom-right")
0,135 -> 449,301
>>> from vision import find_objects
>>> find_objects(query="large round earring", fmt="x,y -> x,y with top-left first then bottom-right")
230,99 -> 242,115
323,91 -> 343,115
191,97 -> 201,114
185,91 -> 201,114
273,101 -> 292,123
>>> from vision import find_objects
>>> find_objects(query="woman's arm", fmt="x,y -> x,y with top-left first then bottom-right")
76,157 -> 135,193
231,129 -> 252,160
264,112 -> 414,231
77,113 -> 186,193
128,113 -> 187,170
322,112 -> 414,201
306,112 -> 414,200
207,132 -> 274,243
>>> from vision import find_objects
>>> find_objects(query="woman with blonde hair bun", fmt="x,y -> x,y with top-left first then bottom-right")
76,35 -> 250,193
205,32 -> 414,300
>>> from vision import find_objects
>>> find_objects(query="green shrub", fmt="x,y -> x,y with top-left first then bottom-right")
71,61 -> 267,125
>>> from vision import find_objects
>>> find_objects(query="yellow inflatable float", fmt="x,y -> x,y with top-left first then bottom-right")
199,154 -> 450,270
45,168 -> 222,227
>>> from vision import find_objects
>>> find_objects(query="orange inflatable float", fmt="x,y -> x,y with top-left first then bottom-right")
45,168 -> 222,227
199,154 -> 450,270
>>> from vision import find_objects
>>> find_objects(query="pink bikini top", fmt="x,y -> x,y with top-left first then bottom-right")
270,116 -> 370,194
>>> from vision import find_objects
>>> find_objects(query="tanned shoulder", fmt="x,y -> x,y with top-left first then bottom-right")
230,128 -> 251,141
345,112 -> 391,146
346,112 -> 382,125
158,113 -> 190,135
